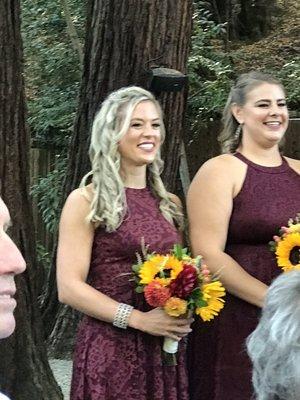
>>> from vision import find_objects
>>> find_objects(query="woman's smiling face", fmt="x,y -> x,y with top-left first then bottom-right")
118,100 -> 162,169
233,83 -> 289,147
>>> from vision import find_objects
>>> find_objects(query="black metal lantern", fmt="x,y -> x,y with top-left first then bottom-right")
148,67 -> 188,93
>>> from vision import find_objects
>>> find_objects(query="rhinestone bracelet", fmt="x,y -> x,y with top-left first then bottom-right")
113,303 -> 134,329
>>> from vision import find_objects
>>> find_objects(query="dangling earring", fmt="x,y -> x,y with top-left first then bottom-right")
234,124 -> 242,140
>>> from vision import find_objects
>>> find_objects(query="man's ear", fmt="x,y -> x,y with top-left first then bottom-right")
231,103 -> 244,125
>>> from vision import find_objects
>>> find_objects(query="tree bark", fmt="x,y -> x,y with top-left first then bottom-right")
63,0 -> 193,193
42,0 -> 193,357
61,0 -> 84,65
213,0 -> 276,40
0,1 -> 62,398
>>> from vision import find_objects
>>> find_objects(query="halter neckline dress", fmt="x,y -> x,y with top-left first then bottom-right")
188,152 -> 300,400
71,187 -> 189,400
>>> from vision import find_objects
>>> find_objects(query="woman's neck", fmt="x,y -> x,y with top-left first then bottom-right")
237,143 -> 282,167
120,165 -> 147,189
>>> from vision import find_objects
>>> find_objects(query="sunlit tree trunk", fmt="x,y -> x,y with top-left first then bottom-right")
0,1 -> 62,398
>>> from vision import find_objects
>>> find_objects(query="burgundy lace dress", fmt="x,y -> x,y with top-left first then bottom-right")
188,153 -> 300,400
70,187 -> 189,400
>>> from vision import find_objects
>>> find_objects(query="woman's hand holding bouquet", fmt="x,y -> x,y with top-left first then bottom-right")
131,307 -> 193,341
132,244 -> 226,364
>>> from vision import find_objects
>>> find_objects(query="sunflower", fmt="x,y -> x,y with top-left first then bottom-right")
287,223 -> 300,234
139,254 -> 183,286
276,232 -> 300,272
196,281 -> 226,322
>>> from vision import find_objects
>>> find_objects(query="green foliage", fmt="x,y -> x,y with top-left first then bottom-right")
268,240 -> 277,252
188,287 -> 207,308
31,155 -> 67,233
188,2 -> 234,124
36,243 -> 52,270
172,244 -> 188,260
188,1 -> 300,126
135,285 -> 144,294
21,0 -> 85,146
276,58 -> 300,109
132,263 -> 142,274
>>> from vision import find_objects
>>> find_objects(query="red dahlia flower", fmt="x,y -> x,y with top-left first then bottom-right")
144,281 -> 171,307
169,264 -> 198,299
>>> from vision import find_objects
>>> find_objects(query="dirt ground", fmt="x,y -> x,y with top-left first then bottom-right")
49,359 -> 72,400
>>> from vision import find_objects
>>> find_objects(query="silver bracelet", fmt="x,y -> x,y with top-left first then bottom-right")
113,303 -> 133,329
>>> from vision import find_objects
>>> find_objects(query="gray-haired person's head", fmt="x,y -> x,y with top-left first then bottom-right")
218,71 -> 285,153
247,270 -> 300,400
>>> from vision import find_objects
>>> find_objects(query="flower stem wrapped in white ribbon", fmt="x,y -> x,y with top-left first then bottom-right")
163,337 -> 179,354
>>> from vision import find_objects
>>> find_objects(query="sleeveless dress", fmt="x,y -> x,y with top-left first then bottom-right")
188,153 -> 300,400
70,187 -> 189,400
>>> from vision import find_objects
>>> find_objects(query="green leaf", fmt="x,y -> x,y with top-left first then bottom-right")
132,264 -> 141,274
135,285 -> 144,294
194,255 -> 202,267
190,287 -> 208,308
173,243 -> 183,259
172,244 -> 189,260
268,241 -> 277,252
195,298 -> 208,308
191,287 -> 201,298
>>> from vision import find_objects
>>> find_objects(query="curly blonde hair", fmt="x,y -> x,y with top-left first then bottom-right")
81,86 -> 183,232
218,71 -> 285,153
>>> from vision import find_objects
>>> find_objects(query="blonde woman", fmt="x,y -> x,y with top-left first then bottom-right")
187,72 -> 300,400
57,87 -> 192,400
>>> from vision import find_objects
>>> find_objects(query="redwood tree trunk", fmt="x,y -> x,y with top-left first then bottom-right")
0,1 -> 62,399
43,0 -> 193,356
64,0 -> 193,193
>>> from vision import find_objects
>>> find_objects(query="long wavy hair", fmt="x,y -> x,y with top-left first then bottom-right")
218,71 -> 285,153
246,271 -> 300,400
81,86 -> 183,232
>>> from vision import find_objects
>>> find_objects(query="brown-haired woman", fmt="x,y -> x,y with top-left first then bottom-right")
187,71 -> 300,400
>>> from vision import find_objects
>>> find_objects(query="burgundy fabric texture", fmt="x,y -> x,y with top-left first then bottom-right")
188,153 -> 300,400
70,187 -> 189,400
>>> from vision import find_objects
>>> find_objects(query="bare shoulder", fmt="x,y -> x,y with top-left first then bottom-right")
65,187 -> 91,206
191,154 -> 245,185
168,192 -> 182,208
188,154 -> 248,200
62,187 -> 92,221
284,157 -> 300,174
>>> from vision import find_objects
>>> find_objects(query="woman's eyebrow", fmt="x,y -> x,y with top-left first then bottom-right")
131,117 -> 160,121
255,98 -> 286,104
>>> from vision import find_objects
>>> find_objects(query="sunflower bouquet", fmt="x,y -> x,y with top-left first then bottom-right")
132,243 -> 225,362
269,214 -> 300,272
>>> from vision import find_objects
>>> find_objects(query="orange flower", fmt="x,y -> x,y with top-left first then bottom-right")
164,296 -> 187,317
144,281 -> 171,307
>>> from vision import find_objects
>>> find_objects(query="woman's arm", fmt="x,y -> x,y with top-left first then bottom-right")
187,156 -> 267,308
57,189 -> 192,340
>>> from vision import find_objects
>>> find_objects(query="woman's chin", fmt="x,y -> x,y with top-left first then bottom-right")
266,129 -> 285,142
